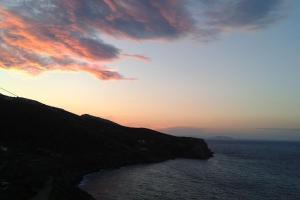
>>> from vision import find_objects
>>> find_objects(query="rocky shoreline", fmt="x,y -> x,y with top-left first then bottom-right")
0,93 -> 213,200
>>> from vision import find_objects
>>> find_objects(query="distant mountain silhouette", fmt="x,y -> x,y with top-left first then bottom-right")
209,136 -> 235,141
0,93 -> 212,200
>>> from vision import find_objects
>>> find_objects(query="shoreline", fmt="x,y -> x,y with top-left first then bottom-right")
0,93 -> 213,200
74,156 -> 212,200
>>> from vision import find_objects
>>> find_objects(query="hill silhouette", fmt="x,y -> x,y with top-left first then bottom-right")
0,93 -> 212,200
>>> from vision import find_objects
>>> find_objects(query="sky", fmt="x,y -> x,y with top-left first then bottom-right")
0,0 -> 299,140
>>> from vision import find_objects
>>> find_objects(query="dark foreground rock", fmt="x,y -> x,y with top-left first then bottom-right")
0,93 -> 212,200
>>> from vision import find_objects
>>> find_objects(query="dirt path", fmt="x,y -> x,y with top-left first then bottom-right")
31,177 -> 53,200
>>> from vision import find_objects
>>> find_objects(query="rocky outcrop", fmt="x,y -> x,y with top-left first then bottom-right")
0,93 -> 212,200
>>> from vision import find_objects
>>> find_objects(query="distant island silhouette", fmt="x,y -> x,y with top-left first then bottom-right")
0,93 -> 212,200
209,136 -> 235,141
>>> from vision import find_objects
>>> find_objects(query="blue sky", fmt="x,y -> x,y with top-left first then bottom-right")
1,0 -> 299,140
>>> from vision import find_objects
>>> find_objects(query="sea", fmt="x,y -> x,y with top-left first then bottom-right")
79,140 -> 300,200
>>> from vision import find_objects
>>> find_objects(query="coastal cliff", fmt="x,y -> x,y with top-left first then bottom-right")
0,93 -> 212,200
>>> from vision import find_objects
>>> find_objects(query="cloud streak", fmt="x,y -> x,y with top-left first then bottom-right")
0,0 -> 286,80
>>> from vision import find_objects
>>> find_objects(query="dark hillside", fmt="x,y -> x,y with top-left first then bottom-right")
0,93 -> 212,200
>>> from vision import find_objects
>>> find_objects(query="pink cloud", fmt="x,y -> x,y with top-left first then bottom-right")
0,1 -> 285,80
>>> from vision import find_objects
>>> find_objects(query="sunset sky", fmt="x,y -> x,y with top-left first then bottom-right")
1,0 -> 299,140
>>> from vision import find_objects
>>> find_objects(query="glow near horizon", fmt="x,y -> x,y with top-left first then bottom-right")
0,1 -> 299,136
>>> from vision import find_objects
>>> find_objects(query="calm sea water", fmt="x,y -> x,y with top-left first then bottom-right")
79,140 -> 300,200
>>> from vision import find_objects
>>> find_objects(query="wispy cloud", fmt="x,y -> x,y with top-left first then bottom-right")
0,0 -> 286,80
121,54 -> 150,62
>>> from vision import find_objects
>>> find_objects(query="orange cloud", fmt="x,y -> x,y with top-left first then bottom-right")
0,6 -> 123,80
0,1 -> 285,80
